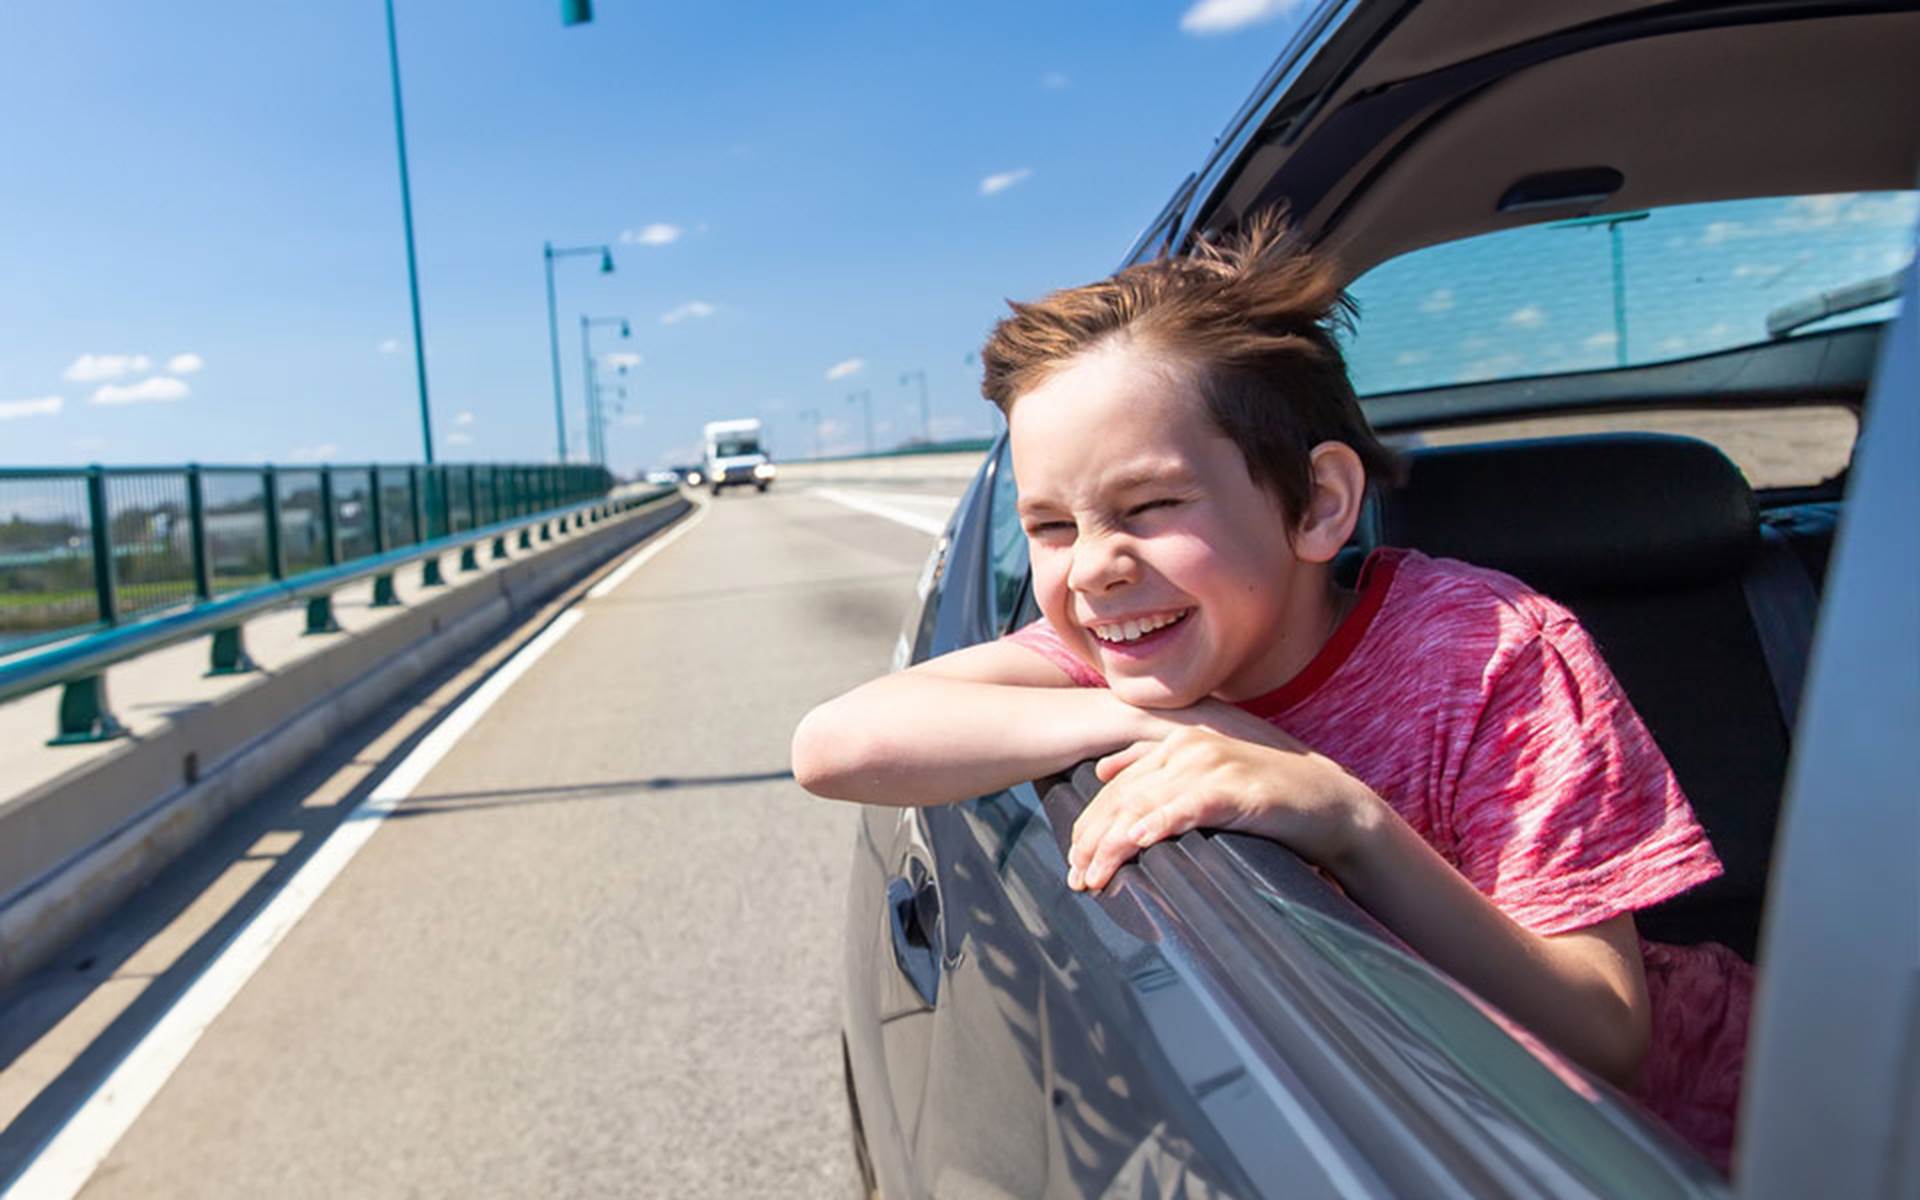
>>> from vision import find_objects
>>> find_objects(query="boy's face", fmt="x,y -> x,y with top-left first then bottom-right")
1009,338 -> 1330,709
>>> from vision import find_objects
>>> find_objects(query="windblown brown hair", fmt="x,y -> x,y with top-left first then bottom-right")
980,210 -> 1398,522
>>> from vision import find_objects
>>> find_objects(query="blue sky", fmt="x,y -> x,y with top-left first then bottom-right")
4,2 -> 1912,475
0,0 -> 1307,472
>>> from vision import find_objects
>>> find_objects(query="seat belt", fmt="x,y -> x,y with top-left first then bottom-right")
1739,523 -> 1821,736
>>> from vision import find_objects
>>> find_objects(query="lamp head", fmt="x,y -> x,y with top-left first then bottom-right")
620,320 -> 631,337
599,250 -> 615,274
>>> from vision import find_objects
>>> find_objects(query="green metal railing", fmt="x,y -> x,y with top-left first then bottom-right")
0,460 -> 664,744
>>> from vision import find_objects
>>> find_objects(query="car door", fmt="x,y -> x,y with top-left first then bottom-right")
863,439 -> 1268,1198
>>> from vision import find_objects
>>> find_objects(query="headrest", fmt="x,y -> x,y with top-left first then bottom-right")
1371,433 -> 1759,592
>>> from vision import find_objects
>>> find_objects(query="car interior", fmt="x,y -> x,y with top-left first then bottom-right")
1164,2 -> 1920,968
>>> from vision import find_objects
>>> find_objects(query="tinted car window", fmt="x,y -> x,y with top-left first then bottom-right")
1343,191 -> 1918,395
984,438 -> 1029,634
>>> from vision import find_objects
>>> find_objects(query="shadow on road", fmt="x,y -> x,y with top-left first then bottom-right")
390,769 -> 797,816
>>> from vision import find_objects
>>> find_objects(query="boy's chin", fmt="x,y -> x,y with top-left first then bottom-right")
1108,674 -> 1209,711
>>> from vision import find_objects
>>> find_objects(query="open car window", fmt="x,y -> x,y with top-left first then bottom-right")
1342,191 -> 1919,396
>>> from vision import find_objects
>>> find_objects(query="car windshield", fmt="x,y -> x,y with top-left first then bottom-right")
714,438 -> 761,457
1342,191 -> 1919,396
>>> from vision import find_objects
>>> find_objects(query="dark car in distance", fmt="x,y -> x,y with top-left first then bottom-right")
838,3 -> 1919,1197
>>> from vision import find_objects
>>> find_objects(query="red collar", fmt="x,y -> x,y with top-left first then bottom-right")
1234,548 -> 1403,720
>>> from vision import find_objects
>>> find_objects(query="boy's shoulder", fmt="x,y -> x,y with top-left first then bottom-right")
1370,547 -> 1583,669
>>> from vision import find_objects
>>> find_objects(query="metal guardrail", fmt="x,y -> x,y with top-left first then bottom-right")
0,460 -> 670,745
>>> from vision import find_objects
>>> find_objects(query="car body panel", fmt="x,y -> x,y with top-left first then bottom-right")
1739,248 -> 1918,1196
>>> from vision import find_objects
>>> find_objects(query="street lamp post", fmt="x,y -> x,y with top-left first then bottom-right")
382,0 -> 434,462
1552,210 -> 1650,366
899,369 -> 930,444
580,315 -> 630,466
798,408 -> 821,459
544,241 -> 614,461
847,390 -> 874,456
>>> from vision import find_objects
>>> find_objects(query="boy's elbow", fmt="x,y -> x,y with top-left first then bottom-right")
791,702 -> 874,799
1589,992 -> 1653,1091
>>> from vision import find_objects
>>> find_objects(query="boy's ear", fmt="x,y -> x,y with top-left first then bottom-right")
1293,442 -> 1367,564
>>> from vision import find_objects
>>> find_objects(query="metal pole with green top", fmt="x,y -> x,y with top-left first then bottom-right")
1552,210 -> 1649,367
544,243 -> 615,463
384,0 -> 435,463
581,315 -> 631,466
900,368 -> 930,443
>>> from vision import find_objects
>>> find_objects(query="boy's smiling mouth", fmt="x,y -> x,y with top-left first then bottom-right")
1088,607 -> 1193,646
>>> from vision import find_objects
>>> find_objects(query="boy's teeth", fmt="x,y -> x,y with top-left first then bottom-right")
1094,610 -> 1187,643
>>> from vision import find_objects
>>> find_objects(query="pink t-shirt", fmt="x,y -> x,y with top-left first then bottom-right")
1006,546 -> 1750,1171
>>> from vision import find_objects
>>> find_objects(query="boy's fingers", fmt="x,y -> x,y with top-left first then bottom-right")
1094,742 -> 1149,782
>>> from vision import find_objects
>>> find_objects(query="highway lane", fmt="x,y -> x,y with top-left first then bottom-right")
1,483 -> 958,1199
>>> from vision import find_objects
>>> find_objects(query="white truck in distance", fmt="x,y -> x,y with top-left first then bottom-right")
702,418 -> 775,494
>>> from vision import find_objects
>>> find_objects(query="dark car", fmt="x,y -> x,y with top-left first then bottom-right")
840,3 -> 1917,1197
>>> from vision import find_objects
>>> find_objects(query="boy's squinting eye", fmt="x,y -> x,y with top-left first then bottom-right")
1023,518 -> 1074,537
1127,497 -> 1183,517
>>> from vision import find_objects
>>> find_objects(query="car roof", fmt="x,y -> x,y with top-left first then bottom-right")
1164,0 -> 1920,279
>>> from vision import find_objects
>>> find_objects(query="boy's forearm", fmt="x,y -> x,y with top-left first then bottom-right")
1333,801 -> 1651,1088
792,675 -> 1146,806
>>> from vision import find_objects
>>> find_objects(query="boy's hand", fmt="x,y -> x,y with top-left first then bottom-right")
1066,702 -> 1383,892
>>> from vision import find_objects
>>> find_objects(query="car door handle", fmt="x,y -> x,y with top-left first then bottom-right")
886,874 -> 942,1007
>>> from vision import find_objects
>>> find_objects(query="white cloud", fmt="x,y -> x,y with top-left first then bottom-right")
620,223 -> 683,246
1392,350 -> 1428,367
63,353 -> 151,383
455,410 -> 475,426
603,352 -> 643,370
166,352 -> 204,375
377,338 -> 402,354
1582,331 -> 1618,352
90,376 -> 188,406
286,443 -> 339,462
826,357 -> 866,381
979,168 -> 1034,196
1041,72 -> 1069,90
1418,288 -> 1455,314
619,413 -> 646,427
1700,220 -> 1748,246
71,435 -> 107,452
0,395 -> 63,420
1460,353 -> 1527,382
1180,0 -> 1303,35
1657,335 -> 1689,355
660,300 -> 717,325
1506,305 -> 1546,329
446,431 -> 474,446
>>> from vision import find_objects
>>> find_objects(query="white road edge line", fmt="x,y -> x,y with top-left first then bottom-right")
812,487 -> 949,536
4,607 -> 588,1200
586,495 -> 709,600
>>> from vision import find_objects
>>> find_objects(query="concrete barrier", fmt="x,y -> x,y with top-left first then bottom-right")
0,493 -> 691,990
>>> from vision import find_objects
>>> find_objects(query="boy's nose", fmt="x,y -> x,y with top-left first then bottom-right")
1067,532 -> 1137,594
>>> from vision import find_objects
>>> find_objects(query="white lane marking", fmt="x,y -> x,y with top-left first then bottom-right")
585,496 -> 709,600
813,487 -> 950,536
4,609 -> 586,1200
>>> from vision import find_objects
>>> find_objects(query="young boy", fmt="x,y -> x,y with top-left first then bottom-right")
790,214 -> 1749,1171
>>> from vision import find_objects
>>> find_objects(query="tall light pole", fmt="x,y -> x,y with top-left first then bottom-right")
798,407 -> 821,459
544,242 -> 613,461
847,389 -> 874,455
580,314 -> 630,466
382,0 -> 434,462
899,369 -> 930,445
1552,210 -> 1649,366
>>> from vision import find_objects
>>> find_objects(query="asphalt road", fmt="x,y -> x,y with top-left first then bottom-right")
0,483 -> 954,1199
